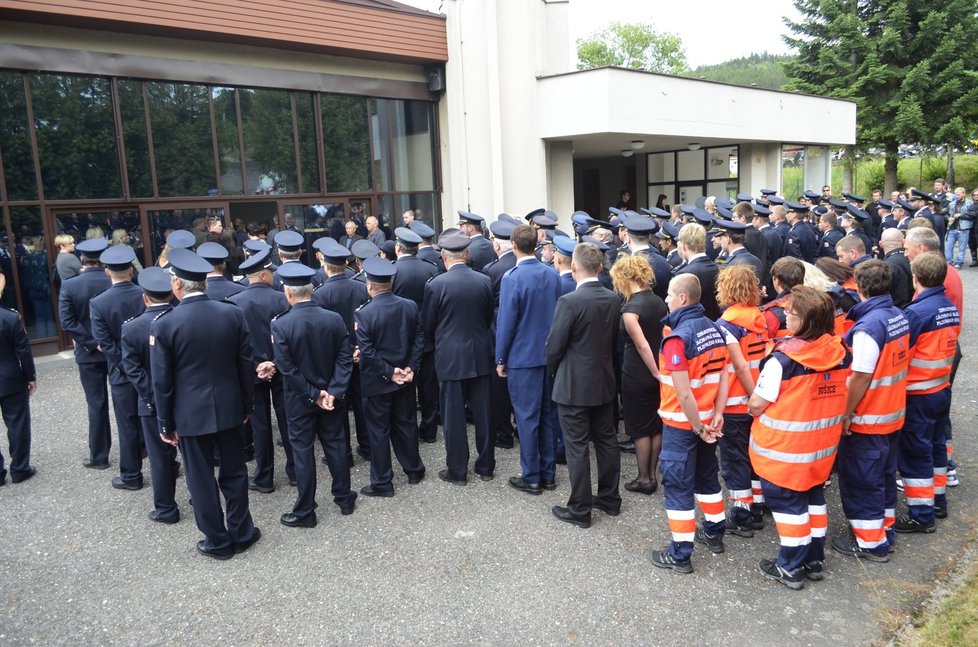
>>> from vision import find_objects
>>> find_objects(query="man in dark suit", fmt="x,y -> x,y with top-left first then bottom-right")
197,242 -> 245,301
732,203 -> 767,280
880,228 -> 913,308
0,302 -> 36,485
421,232 -> 495,484
496,224 -> 561,495
58,238 -> 112,469
227,248 -> 294,493
546,241 -> 622,527
674,223 -> 720,320
484,219 -> 518,448
458,211 -> 497,271
355,258 -> 426,497
272,263 -> 356,527
411,221 -> 446,274
150,249 -> 259,560
392,227 -> 440,444
121,268 -> 180,523
313,238 -> 371,460
711,220 -> 764,283
90,245 -> 146,491
339,220 -> 363,252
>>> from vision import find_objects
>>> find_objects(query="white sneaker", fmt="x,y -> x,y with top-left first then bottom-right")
947,470 -> 960,487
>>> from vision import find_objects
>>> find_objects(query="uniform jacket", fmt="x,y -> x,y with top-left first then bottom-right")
495,257 -> 561,369
786,221 -> 816,263
355,291 -> 425,397
484,250 -> 517,310
226,282 -> 290,373
468,235 -> 497,272
120,303 -> 171,417
417,245 -> 446,274
724,247 -> 765,285
0,307 -> 35,398
421,263 -> 495,381
58,267 -> 111,364
205,275 -> 245,301
312,274 -> 369,339
91,281 -> 146,386
673,255 -> 721,321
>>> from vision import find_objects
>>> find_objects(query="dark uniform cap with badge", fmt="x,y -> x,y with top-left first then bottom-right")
166,229 -> 196,250
716,206 -> 733,219
896,198 -> 915,211
274,230 -> 304,252
196,241 -> 229,265
381,240 -> 397,258
878,198 -> 893,209
736,192 -> 753,202
76,238 -> 109,259
167,248 -> 213,281
351,239 -> 380,260
137,266 -> 173,298
608,207 -> 626,221
623,215 -> 658,235
845,204 -> 869,221
714,198 -> 734,211
100,245 -> 136,271
457,210 -> 485,226
552,235 -> 576,257
842,192 -> 865,203
760,188 -> 777,196
489,219 -> 516,240
753,204 -> 772,217
239,247 -> 274,273
531,214 -> 558,229
656,221 -> 679,240
313,237 -> 352,265
438,232 -> 472,251
395,226 -> 423,245
243,238 -> 271,255
408,220 -> 436,239
828,198 -> 850,210
692,208 -> 714,225
812,205 -> 829,216
709,219 -> 749,235
497,213 -> 521,225
767,196 -> 786,205
524,208 -> 546,223
785,201 -> 810,214
680,204 -> 697,216
363,257 -> 396,282
582,235 -> 609,251
276,261 -> 317,287
641,206 -> 671,218
803,190 -> 820,201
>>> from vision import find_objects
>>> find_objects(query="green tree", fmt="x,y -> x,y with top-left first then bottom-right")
690,53 -> 793,90
577,22 -> 688,74
783,0 -> 978,192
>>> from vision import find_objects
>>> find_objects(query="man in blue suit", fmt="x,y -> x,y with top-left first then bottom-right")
421,232 -> 495,484
355,258 -> 426,497
91,245 -> 146,490
496,224 -> 561,495
58,238 -> 112,469
271,263 -> 356,527
121,268 -> 180,523
151,249 -> 258,560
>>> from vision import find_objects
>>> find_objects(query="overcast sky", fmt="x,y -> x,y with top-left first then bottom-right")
398,0 -> 800,68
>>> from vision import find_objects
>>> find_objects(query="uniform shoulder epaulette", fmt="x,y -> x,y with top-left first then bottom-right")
420,258 -> 438,270
355,299 -> 371,312
122,313 -> 140,325
152,308 -> 172,322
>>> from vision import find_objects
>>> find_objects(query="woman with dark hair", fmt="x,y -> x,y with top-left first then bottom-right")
815,257 -> 859,333
655,194 -> 670,212
610,254 -> 666,494
748,286 -> 851,590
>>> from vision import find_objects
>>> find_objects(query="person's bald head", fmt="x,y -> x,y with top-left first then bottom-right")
666,274 -> 701,312
879,227 -> 904,253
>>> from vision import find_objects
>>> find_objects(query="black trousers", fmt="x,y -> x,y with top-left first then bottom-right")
179,426 -> 255,554
289,407 -> 356,519
416,351 -> 440,441
78,361 -> 111,465
489,371 -> 515,441
111,381 -> 143,486
139,415 -> 179,521
251,377 -> 294,488
342,366 -> 369,454
558,402 -> 621,516
364,387 -> 425,491
0,389 -> 31,481
441,375 -> 494,480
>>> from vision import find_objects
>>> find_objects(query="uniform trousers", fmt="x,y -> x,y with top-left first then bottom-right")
343,366 -> 369,455
416,351 -> 440,442
661,423 -> 725,561
289,407 -> 356,519
506,366 -> 557,485
718,413 -> 754,526
364,387 -> 425,491
489,371 -> 515,443
78,361 -> 111,465
760,479 -> 827,573
0,389 -> 31,482
558,401 -> 620,517
898,389 -> 951,526
140,415 -> 179,522
179,426 -> 255,554
441,375 -> 494,481
837,431 -> 898,555
111,382 -> 144,487
251,377 -> 294,488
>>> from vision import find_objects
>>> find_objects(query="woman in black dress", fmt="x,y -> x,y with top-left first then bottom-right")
610,254 -> 667,494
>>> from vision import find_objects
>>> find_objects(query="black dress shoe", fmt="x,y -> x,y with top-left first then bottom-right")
495,437 -> 515,449
111,476 -> 143,491
248,480 -> 274,494
281,513 -> 317,528
148,510 -> 179,525
360,484 -> 395,498
551,506 -> 591,528
407,472 -> 426,485
618,440 -> 636,453
356,447 -> 371,460
593,501 -> 621,517
11,466 -> 36,483
196,542 -> 233,560
542,480 -> 557,491
289,479 -> 297,487
477,473 -> 494,482
508,476 -> 542,495
555,453 -> 566,465
234,527 -> 261,554
243,449 -> 255,462
340,504 -> 355,516
82,459 -> 110,470
624,478 -> 658,495
419,435 -> 437,444
438,469 -> 467,486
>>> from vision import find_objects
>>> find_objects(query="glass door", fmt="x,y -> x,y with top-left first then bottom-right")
140,202 -> 230,267
279,198 -> 350,269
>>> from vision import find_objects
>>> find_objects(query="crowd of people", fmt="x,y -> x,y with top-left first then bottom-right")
0,185 -> 964,591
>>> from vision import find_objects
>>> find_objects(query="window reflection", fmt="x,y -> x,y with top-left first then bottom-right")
118,80 -> 153,198
371,100 -> 393,191
213,86 -> 242,195
391,100 -> 434,191
283,202 -> 347,268
393,193 -> 440,233
10,206 -> 56,339
147,82 -> 217,197
323,94 -> 372,192
146,207 -> 225,265
0,71 -> 37,201
239,88 -> 297,194
295,92 -> 319,193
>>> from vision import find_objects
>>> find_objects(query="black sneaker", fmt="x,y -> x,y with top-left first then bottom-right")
894,514 -> 935,534
758,559 -> 804,590
648,549 -> 693,574
803,561 -> 824,581
725,518 -> 755,538
695,526 -> 725,554
749,504 -> 766,530
831,536 -> 890,563
935,506 -> 948,519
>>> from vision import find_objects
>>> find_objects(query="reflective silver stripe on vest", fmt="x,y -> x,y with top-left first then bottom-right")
658,408 -> 714,423
758,413 -> 845,433
869,369 -> 907,389
906,376 -> 950,392
750,436 -> 838,463
851,409 -> 905,425
659,373 -> 719,388
909,357 -> 953,369
726,395 -> 749,407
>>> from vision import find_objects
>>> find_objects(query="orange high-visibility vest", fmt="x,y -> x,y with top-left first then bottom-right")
905,287 -> 960,395
718,303 -> 770,415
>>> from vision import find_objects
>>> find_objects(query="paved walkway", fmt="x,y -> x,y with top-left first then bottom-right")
1,271 -> 975,646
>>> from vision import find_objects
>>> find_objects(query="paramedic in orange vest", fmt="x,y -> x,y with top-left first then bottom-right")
895,252 -> 960,533
648,274 -> 731,574
832,260 -> 909,562
714,264 -> 770,537
748,286 -> 851,590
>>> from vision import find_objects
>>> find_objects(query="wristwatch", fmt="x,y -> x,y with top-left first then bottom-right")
692,425 -> 704,437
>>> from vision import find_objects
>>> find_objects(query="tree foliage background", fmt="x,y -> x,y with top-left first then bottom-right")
691,53 -> 792,90
577,22 -> 689,74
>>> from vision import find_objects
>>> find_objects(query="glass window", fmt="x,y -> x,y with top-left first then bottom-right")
31,73 -> 121,200
282,202 -> 347,268
147,82 -> 217,197
146,207 -> 225,265
371,99 -> 393,192
706,181 -> 738,202
390,100 -> 435,191
647,184 -> 675,210
117,80 -> 153,198
804,145 -> 829,195
392,193 -> 440,234
782,145 -> 805,201
0,71 -> 37,201
0,232 -> 16,311
677,185 -> 706,208
9,206 -> 56,339
212,86 -> 242,195
647,152 -> 675,183
322,94 -> 372,193
295,92 -> 320,194
239,88 -> 297,195
708,146 -> 738,180
677,150 -> 704,180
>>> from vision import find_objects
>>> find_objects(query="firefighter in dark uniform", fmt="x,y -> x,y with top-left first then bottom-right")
0,299 -> 36,485
484,218 -> 519,448
198,241 -> 245,301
